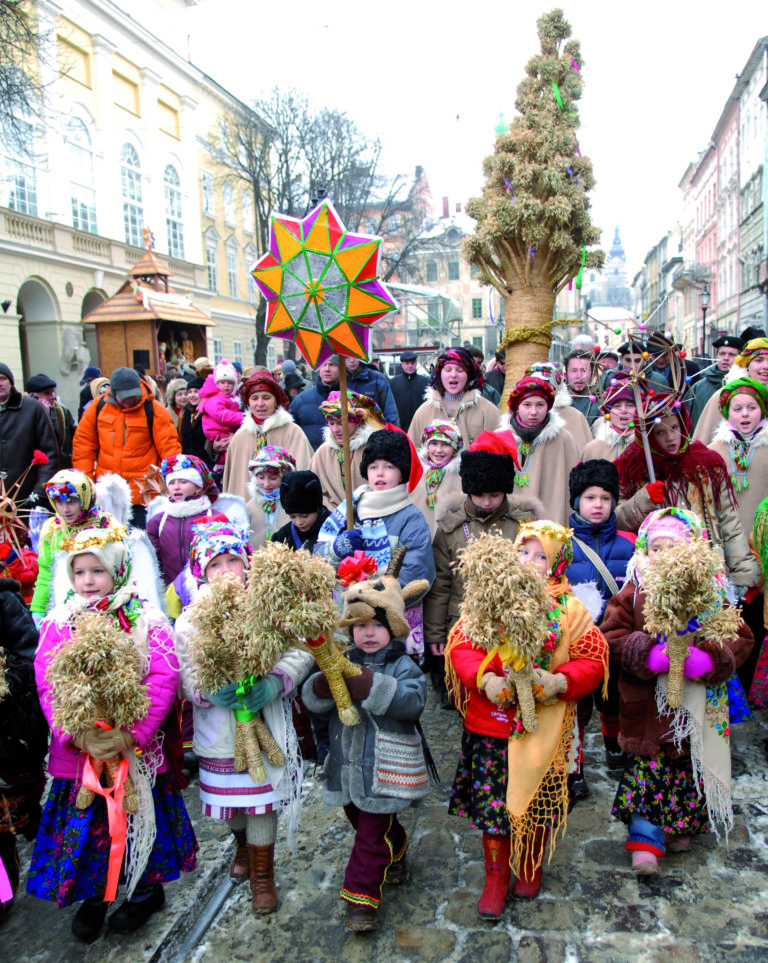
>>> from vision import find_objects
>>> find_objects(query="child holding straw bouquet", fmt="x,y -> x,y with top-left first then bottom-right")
601,507 -> 753,876
174,520 -> 314,914
445,522 -> 608,918
28,527 -> 197,943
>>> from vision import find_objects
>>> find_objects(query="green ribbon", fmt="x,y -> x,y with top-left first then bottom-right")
575,245 -> 586,290
233,674 -> 259,722
552,81 -> 564,110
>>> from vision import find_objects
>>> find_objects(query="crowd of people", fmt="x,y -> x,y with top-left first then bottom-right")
1,328 -> 767,939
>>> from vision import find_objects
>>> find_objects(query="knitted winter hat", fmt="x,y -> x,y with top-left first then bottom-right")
80,365 -> 101,385
165,378 -> 188,408
239,372 -> 289,410
214,360 -> 237,384
90,377 -> 110,399
459,430 -> 519,496
45,469 -> 96,512
25,373 -> 57,393
719,376 -> 767,416
421,420 -> 463,452
339,572 -> 430,640
513,520 -> 574,578
523,361 -> 563,388
569,459 -> 620,509
248,445 -> 296,476
189,518 -> 250,583
110,367 -> 142,401
187,376 -> 206,390
279,470 -> 324,514
360,427 -> 423,493
507,376 -> 555,412
0,362 -> 15,385
160,453 -> 219,498
63,526 -> 130,589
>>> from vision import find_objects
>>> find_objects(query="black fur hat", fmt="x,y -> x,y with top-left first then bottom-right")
569,459 -> 619,508
279,470 -> 324,514
361,429 -> 411,483
459,431 -> 519,496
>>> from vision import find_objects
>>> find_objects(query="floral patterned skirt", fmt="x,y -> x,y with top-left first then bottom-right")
748,634 -> 768,707
448,729 -> 510,835
26,772 -> 198,907
611,753 -> 709,835
727,673 -> 752,723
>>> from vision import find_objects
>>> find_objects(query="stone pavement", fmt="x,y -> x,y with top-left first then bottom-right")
4,690 -> 768,962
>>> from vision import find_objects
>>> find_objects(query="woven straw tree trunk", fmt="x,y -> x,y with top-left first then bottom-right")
463,8 -> 604,405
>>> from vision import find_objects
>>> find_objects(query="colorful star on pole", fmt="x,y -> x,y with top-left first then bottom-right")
251,199 -> 398,368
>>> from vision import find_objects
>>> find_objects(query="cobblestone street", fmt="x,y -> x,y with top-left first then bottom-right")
5,690 -> 768,961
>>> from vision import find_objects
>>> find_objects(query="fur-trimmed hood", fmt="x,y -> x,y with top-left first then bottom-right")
712,417 -> 768,448
591,417 -> 630,445
241,406 -> 295,436
147,493 -> 212,521
94,472 -> 134,526
321,421 -> 377,452
421,386 -> 484,415
436,489 -> 546,535
554,383 -> 573,409
500,408 -> 566,448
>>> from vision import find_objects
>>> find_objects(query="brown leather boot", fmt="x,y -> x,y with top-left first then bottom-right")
248,844 -> 277,913
345,901 -> 378,932
229,830 -> 249,883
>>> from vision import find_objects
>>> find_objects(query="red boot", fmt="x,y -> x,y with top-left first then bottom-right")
512,827 -> 549,899
477,833 -> 511,919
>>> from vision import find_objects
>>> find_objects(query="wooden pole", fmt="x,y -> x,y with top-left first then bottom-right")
631,379 -> 656,484
338,362 -> 355,530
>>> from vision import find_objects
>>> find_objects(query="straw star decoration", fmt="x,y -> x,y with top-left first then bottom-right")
251,199 -> 398,368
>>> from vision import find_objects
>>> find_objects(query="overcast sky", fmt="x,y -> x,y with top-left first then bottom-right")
186,0 -> 767,278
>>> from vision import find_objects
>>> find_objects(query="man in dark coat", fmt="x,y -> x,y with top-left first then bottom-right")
484,346 -> 506,396
389,350 -> 429,431
690,335 -> 744,427
25,373 -> 76,469
0,363 -> 59,504
290,357 -> 341,449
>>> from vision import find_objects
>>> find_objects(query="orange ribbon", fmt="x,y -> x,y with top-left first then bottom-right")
337,551 -> 377,586
81,754 -> 130,903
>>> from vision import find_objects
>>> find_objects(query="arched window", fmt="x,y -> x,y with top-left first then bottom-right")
67,118 -> 97,233
223,182 -> 235,226
120,143 -> 143,247
164,164 -> 184,259
2,95 -> 37,215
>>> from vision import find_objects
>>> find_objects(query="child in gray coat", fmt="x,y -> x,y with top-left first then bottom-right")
302,572 -> 431,933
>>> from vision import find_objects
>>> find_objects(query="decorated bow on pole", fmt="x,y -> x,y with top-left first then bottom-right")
337,551 -> 378,587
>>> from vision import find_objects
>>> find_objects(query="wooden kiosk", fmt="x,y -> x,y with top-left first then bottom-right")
82,247 -> 215,378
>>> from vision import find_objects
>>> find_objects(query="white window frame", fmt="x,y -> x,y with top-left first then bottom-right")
163,164 -> 184,260
223,182 -> 235,226
242,190 -> 254,235
201,170 -> 214,216
232,340 -> 243,365
120,143 -> 143,247
213,338 -> 223,365
67,118 -> 97,233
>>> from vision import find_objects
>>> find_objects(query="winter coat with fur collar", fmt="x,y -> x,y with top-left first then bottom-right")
220,407 -> 313,502
709,418 -> 768,537
302,638 -> 428,813
409,447 -> 463,538
423,491 -> 545,649
501,409 -> 581,526
407,388 -> 500,451
581,417 -> 633,462
309,423 -> 376,511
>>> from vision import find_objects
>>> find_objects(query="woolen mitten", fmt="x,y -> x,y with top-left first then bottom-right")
312,673 -> 332,699
683,646 -> 715,679
204,682 -> 241,709
333,529 -> 365,559
242,674 -> 283,712
646,643 -> 670,674
645,481 -> 665,504
347,666 -> 374,701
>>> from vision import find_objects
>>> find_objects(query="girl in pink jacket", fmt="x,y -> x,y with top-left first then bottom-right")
27,527 -> 198,943
198,361 -> 244,475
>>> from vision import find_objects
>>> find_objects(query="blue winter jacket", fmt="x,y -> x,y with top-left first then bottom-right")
566,511 -> 635,617
289,379 -> 339,450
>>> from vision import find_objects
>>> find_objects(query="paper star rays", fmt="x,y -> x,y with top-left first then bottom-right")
251,200 -> 398,368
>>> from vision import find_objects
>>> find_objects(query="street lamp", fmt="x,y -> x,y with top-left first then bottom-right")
698,285 -> 711,357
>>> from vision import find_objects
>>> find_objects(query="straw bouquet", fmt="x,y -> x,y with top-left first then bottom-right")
641,538 -> 741,707
458,533 -> 552,732
46,611 -> 150,812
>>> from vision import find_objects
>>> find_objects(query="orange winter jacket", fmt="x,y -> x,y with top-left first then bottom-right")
72,382 -> 181,504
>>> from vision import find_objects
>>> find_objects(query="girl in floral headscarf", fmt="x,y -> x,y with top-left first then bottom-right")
29,528 -> 197,942
30,470 -> 122,622
407,347 -> 500,451
146,454 -> 248,587
693,336 -> 768,444
411,420 -> 464,537
446,520 -> 608,914
601,507 -> 753,877
246,446 -> 296,548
